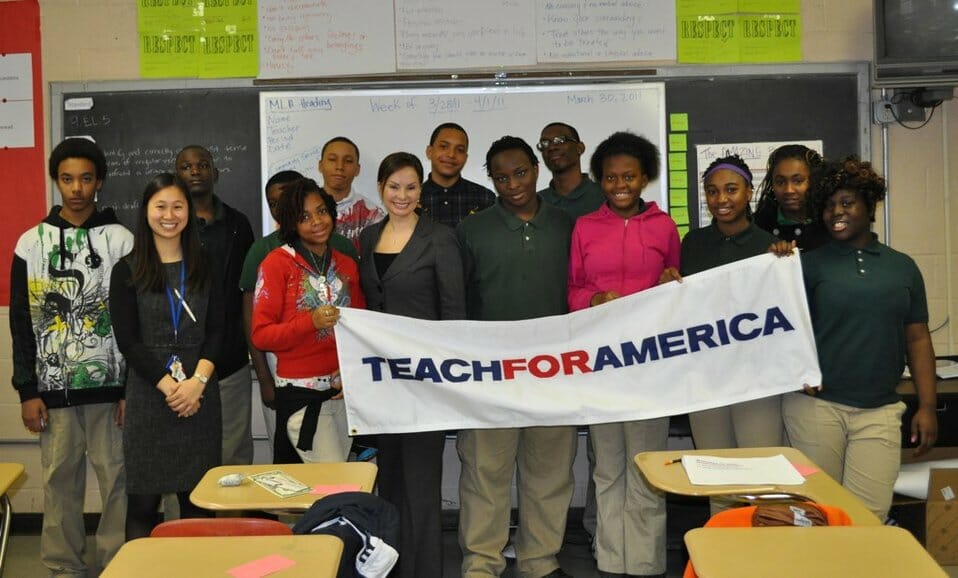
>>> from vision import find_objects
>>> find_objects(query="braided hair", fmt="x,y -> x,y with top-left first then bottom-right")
755,144 -> 823,221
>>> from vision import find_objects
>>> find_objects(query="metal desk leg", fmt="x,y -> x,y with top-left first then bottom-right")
0,493 -> 11,578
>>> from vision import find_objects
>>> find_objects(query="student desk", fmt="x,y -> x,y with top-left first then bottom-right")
634,447 -> 880,525
190,462 -> 377,511
0,463 -> 24,577
102,535 -> 344,577
684,525 -> 945,578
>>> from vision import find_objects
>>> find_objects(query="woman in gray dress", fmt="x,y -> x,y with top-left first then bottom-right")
110,173 -> 223,539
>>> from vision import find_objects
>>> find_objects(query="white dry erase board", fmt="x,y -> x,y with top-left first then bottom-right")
259,83 -> 667,234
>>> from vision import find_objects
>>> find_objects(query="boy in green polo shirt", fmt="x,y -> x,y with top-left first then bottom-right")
456,136 -> 576,578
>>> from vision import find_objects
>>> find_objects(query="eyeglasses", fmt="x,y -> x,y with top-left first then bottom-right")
536,135 -> 579,151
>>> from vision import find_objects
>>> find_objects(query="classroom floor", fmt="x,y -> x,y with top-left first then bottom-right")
6,504 -> 957,577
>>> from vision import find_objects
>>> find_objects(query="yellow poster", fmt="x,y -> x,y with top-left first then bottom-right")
138,0 -> 257,79
676,0 -> 800,64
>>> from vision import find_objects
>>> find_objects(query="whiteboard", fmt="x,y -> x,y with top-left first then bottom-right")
259,83 -> 667,234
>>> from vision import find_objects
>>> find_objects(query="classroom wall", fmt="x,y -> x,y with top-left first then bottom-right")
2,0 -> 957,514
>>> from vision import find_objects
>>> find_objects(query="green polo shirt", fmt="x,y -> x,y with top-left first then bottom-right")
457,197 -> 574,321
538,174 -> 604,220
239,230 -> 358,292
803,237 -> 928,408
679,222 -> 778,276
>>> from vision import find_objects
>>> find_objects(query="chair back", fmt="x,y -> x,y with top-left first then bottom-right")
150,517 -> 293,538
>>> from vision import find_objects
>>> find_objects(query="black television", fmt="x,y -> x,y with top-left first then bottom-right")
874,0 -> 958,87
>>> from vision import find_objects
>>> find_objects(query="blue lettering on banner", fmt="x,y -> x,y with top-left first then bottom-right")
358,307 -> 795,384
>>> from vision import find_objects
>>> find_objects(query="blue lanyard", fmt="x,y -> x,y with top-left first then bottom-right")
165,262 -> 186,342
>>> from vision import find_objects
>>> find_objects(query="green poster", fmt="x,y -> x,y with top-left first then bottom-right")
669,113 -> 690,132
739,14 -> 802,63
200,0 -> 257,78
668,152 -> 688,171
669,189 -> 689,208
138,0 -> 257,79
677,0 -> 801,64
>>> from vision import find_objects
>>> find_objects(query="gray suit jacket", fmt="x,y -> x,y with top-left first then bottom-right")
358,215 -> 466,321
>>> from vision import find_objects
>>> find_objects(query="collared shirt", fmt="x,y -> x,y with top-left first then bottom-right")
419,174 -> 496,228
538,174 -> 604,220
457,197 -> 574,321
753,204 -> 829,252
803,236 -> 928,408
680,222 -> 779,276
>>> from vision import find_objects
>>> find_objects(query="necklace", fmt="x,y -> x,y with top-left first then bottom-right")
307,248 -> 329,284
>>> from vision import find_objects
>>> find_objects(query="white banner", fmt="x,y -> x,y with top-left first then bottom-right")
337,252 -> 820,434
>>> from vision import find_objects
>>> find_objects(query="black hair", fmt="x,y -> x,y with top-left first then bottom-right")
589,131 -> 660,183
541,122 -> 580,141
265,170 -> 305,195
321,136 -> 360,162
276,178 -> 338,246
377,152 -> 424,184
754,144 -> 823,220
175,144 -> 215,166
810,156 -> 886,222
484,136 -> 539,176
429,123 -> 468,147
128,173 -> 209,293
48,138 -> 108,181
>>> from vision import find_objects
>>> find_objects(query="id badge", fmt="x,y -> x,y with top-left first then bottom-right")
167,354 -> 187,382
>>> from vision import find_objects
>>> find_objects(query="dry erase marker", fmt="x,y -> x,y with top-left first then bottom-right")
664,458 -> 682,466
172,289 -> 198,323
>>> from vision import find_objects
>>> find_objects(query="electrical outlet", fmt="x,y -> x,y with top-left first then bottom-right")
873,99 -> 895,124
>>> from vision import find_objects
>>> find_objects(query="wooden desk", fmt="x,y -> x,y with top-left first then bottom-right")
634,447 -> 880,525
685,525 -> 945,578
190,462 -> 377,511
0,463 -> 24,577
102,535 -> 344,578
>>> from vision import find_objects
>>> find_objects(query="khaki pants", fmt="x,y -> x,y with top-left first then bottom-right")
286,399 -> 351,463
40,403 -> 126,577
457,426 -> 576,578
783,392 -> 905,521
689,395 -> 784,450
590,417 -> 669,576
219,367 -> 254,466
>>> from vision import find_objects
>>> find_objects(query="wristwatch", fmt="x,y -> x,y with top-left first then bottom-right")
194,373 -> 209,384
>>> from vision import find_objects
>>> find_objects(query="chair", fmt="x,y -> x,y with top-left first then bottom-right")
0,463 -> 25,578
149,517 -> 293,538
683,502 -> 851,578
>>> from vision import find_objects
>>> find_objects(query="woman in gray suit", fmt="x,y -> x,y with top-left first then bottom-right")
358,151 -> 466,578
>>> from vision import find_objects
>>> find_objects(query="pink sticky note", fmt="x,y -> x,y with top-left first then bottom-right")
228,554 -> 296,578
311,483 -> 361,495
792,462 -> 820,477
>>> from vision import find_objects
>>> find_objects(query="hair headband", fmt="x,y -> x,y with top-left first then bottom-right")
703,163 -> 752,187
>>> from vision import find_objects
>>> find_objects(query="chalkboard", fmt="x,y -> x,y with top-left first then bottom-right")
60,88 -> 262,232
53,64 -> 869,237
665,72 -> 866,225
260,83 -> 666,233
